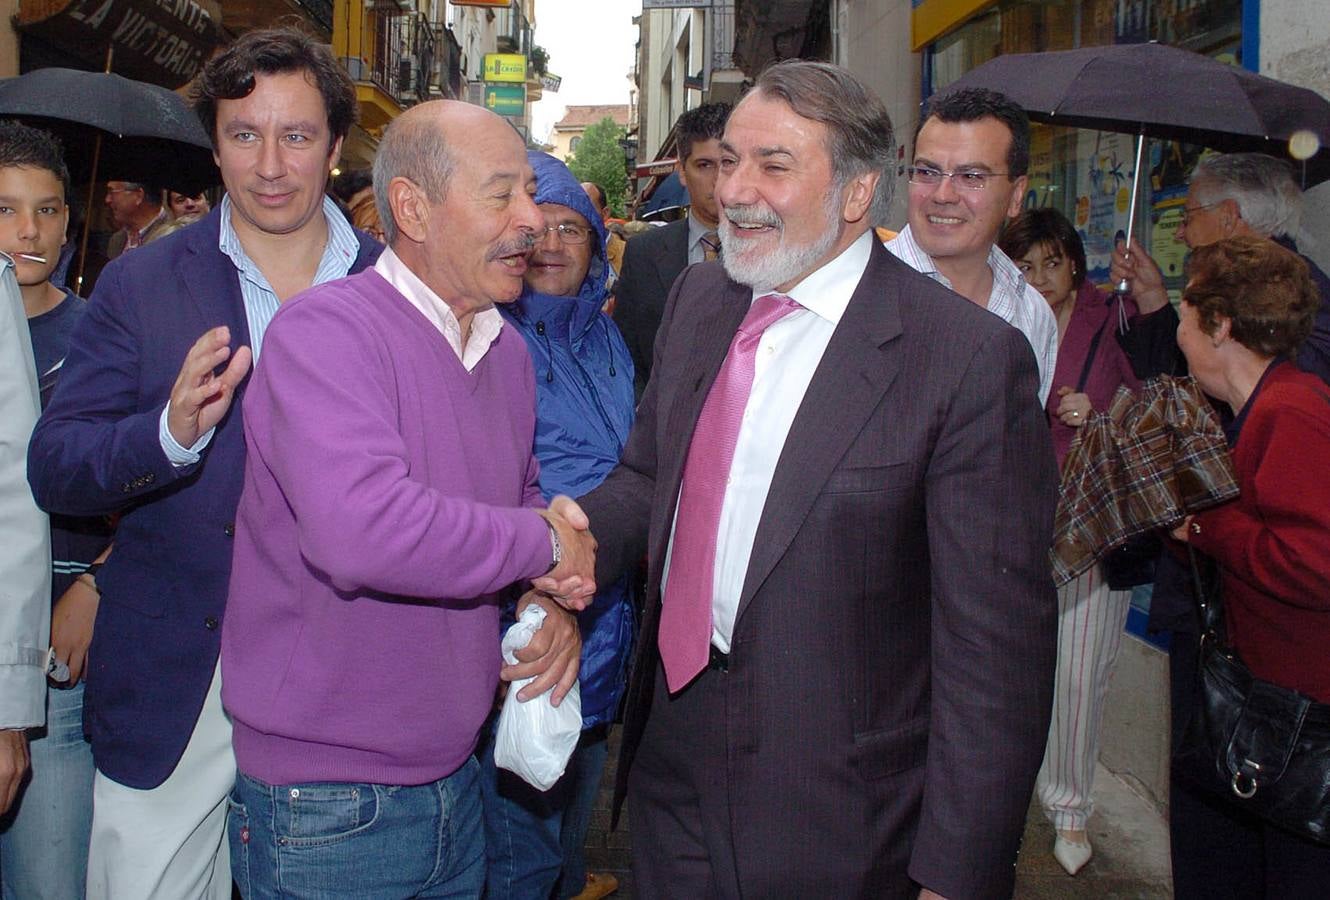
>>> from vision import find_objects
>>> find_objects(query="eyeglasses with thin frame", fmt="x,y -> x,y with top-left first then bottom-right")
539,222 -> 590,245
906,165 -> 1011,192
1180,201 -> 1222,227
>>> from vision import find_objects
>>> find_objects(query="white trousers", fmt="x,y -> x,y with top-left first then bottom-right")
86,663 -> 234,900
1036,564 -> 1132,832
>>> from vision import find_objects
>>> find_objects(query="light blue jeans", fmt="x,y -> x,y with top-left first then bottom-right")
228,757 -> 485,899
0,681 -> 95,900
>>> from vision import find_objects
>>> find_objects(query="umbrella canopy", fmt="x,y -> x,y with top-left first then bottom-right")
0,67 -> 218,193
639,170 -> 690,219
946,43 -> 1330,186
1051,375 -> 1239,587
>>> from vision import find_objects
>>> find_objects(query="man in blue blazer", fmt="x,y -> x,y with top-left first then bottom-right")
27,29 -> 381,899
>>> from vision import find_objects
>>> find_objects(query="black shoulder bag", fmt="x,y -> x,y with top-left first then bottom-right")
1173,545 -> 1330,844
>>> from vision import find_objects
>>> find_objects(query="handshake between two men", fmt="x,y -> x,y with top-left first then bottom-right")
505,495 -> 599,707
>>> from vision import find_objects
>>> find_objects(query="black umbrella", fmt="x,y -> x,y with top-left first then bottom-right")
0,67 -> 218,193
945,43 -> 1330,183
0,67 -> 220,289
946,42 -> 1330,290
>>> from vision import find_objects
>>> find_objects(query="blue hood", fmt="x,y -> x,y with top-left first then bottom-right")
511,151 -> 610,337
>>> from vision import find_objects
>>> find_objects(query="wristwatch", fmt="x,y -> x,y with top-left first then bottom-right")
546,519 -> 562,574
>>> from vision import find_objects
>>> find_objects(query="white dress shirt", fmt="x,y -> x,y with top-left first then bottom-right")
662,231 -> 874,653
886,225 -> 1057,405
374,247 -> 504,371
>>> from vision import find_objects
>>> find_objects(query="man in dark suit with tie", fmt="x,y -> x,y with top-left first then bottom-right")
614,102 -> 729,400
26,28 -> 381,898
569,61 -> 1058,899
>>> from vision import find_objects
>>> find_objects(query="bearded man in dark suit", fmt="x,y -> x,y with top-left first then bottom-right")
564,61 -> 1059,899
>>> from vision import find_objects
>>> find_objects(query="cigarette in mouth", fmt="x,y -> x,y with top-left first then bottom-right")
16,253 -> 47,263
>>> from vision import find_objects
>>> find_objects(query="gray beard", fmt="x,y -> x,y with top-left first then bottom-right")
719,199 -> 840,293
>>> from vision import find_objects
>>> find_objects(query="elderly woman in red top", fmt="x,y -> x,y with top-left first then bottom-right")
1172,235 -> 1330,895
1001,209 -> 1140,876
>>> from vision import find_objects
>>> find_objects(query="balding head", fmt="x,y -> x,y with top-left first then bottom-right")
581,181 -> 607,218
372,100 -> 541,316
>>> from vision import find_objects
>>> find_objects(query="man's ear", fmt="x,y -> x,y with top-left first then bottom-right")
388,177 -> 428,244
841,170 -> 879,224
1006,175 -> 1029,219
327,135 -> 344,174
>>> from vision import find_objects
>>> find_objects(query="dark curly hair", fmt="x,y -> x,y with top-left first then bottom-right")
919,87 -> 1030,178
0,120 -> 71,202
675,103 -> 730,163
1184,236 -> 1319,359
999,207 -> 1087,289
191,27 -> 358,149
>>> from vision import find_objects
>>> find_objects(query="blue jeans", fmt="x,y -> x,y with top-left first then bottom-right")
0,681 -> 94,900
228,757 -> 485,899
478,724 -> 610,900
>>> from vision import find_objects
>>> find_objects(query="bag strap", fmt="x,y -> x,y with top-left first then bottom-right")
1186,543 -> 1226,641
1075,313 -> 1111,392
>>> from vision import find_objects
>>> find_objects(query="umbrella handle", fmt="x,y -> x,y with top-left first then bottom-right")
74,132 -> 103,295
74,47 -> 114,294
1115,128 -> 1148,295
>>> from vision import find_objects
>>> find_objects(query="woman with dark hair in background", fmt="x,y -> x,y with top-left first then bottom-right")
1169,236 -> 1330,897
1001,208 -> 1139,875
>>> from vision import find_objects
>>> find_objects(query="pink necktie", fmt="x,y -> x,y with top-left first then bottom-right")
659,292 -> 801,691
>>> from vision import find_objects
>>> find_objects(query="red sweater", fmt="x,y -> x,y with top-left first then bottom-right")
1192,362 -> 1330,702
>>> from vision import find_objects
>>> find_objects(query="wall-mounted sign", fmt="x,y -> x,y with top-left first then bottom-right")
540,74 -> 562,93
483,53 -> 527,83
484,83 -> 526,117
15,0 -> 224,86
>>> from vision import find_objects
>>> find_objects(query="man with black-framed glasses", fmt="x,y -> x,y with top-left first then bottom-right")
887,87 -> 1057,404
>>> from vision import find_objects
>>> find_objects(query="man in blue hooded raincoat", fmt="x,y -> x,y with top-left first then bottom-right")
479,151 -> 637,900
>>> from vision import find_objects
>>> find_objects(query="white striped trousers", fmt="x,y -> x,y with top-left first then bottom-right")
1036,563 -> 1133,832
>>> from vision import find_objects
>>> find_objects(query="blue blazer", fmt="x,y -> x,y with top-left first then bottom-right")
27,207 -> 381,789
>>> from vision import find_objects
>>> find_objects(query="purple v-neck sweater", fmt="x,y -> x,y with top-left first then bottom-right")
222,269 -> 552,786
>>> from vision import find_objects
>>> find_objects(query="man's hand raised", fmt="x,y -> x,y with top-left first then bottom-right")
167,326 -> 253,449
533,495 -> 596,609
1110,237 -> 1169,314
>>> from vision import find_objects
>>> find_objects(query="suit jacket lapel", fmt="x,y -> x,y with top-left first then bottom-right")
735,242 -> 905,619
177,209 -> 252,349
655,219 -> 690,296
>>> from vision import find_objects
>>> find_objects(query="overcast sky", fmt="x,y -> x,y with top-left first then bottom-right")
531,0 -> 642,144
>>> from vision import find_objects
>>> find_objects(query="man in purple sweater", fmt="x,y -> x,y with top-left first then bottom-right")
220,101 -> 597,897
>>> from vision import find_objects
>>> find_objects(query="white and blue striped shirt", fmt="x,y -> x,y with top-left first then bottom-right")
160,195 -> 363,464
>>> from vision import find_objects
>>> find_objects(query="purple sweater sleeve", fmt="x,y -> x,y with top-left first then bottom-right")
245,295 -> 552,599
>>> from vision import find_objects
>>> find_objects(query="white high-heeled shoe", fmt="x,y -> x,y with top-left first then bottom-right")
1053,829 -> 1093,876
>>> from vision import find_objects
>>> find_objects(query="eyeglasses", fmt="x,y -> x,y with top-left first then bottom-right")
1180,201 -> 1222,226
539,222 -> 590,245
906,165 -> 1011,191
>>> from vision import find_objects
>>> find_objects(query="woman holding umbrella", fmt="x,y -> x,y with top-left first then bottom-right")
1169,236 -> 1330,895
1001,208 -> 1139,875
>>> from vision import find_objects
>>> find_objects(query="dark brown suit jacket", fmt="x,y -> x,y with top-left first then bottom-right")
580,238 -> 1059,899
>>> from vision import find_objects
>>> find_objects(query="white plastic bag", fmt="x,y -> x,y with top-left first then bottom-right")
493,604 -> 582,790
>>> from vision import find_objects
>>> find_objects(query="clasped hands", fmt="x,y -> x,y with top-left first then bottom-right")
532,495 -> 598,611
499,497 -> 597,706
